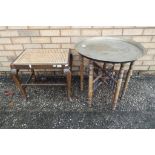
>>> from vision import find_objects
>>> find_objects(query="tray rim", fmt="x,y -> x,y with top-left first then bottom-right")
75,37 -> 146,63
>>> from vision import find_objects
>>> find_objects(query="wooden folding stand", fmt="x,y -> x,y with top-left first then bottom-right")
80,55 -> 135,110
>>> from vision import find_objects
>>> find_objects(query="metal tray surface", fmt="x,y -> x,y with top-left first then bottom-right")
75,37 -> 145,63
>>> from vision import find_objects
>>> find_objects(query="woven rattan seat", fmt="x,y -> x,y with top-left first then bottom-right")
13,49 -> 69,65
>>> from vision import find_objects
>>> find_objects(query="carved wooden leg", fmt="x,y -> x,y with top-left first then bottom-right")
121,61 -> 135,98
88,60 -> 94,107
80,55 -> 84,91
69,53 -> 73,71
112,63 -> 125,110
11,69 -> 27,98
66,68 -> 72,101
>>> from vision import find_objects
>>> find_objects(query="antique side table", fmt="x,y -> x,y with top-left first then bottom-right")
75,37 -> 145,110
10,49 -> 72,100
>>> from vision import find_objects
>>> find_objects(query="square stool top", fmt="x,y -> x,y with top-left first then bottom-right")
12,49 -> 70,65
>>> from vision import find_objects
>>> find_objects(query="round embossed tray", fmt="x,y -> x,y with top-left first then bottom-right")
75,37 -> 145,63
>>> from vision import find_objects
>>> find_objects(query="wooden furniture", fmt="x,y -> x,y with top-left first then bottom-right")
75,37 -> 145,110
10,49 -> 72,101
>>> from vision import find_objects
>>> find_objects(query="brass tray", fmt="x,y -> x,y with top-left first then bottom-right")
75,37 -> 145,63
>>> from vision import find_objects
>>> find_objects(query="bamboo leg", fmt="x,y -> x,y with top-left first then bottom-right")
111,63 -> 116,90
11,69 -> 27,98
88,60 -> 94,107
121,61 -> 135,98
112,63 -> 115,76
80,55 -> 84,91
103,62 -> 107,73
112,63 -> 125,110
